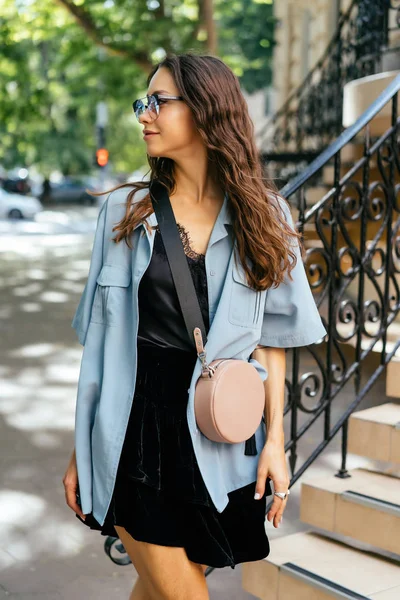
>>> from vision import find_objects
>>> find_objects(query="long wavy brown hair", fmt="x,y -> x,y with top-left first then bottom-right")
94,52 -> 303,291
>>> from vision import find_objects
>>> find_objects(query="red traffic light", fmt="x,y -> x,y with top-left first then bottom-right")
96,148 -> 109,167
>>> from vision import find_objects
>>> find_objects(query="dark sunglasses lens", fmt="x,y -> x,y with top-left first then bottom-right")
132,96 -> 158,120
147,95 -> 158,118
133,99 -> 144,116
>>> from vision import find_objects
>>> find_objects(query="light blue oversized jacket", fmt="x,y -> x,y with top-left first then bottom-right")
71,187 -> 327,523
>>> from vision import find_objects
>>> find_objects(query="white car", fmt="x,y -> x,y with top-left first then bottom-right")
0,188 -> 43,220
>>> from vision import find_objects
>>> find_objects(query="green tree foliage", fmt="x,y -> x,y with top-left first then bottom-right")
218,0 -> 276,93
0,0 -> 276,175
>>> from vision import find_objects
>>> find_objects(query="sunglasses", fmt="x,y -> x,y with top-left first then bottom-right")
132,93 -> 184,122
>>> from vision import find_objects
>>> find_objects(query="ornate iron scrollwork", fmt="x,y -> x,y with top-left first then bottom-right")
258,0 -> 399,162
270,84 -> 400,499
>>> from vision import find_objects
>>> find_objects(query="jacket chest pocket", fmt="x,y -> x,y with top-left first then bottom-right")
90,264 -> 132,326
228,261 -> 263,328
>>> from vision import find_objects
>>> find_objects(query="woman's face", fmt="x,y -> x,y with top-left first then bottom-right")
139,66 -> 203,159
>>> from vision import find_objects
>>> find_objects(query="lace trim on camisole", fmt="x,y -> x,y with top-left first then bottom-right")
154,223 -> 205,261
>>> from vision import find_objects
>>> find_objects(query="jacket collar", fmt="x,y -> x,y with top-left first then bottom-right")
136,190 -> 233,248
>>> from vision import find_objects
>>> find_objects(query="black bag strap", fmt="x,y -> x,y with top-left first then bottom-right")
149,179 -> 208,349
149,180 -> 257,457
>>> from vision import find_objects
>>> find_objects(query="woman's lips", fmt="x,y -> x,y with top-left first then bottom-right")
143,132 -> 159,139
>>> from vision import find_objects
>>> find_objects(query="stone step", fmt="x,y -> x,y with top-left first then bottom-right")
322,164 -> 391,186
242,531 -> 400,600
348,403 -> 400,464
303,186 -> 331,206
340,142 -> 366,165
300,467 -> 400,555
387,358 -> 400,399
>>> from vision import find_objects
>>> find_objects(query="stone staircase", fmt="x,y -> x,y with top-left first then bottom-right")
242,402 -> 400,599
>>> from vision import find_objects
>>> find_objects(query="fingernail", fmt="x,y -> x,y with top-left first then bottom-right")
254,492 -> 261,500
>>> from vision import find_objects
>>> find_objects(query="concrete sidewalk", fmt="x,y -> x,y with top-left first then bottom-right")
0,231 -> 389,599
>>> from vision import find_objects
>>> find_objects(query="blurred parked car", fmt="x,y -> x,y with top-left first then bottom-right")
47,177 -> 98,205
1,176 -> 32,195
0,188 -> 43,220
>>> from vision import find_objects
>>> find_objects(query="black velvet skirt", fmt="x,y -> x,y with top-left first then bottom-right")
76,344 -> 272,569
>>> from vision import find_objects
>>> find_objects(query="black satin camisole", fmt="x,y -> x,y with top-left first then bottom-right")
137,223 -> 210,351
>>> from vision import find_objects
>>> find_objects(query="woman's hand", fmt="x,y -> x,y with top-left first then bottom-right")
254,439 -> 290,528
63,448 -> 86,521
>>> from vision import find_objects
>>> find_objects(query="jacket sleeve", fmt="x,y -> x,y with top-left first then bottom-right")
71,200 -> 107,346
258,197 -> 327,348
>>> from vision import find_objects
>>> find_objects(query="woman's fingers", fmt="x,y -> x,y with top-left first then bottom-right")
255,443 -> 290,528
63,465 -> 86,520
267,491 -> 288,527
256,473 -> 288,528
255,466 -> 268,500
65,483 -> 86,520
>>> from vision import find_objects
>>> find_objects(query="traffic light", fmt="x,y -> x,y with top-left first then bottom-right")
96,148 -> 109,168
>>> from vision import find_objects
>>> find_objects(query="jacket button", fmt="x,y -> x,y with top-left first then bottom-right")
210,270 -> 215,276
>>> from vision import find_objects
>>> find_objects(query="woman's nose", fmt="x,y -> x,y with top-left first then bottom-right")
138,108 -> 154,125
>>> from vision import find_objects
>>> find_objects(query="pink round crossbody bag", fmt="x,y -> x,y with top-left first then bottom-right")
150,180 -> 265,456
193,327 -> 265,445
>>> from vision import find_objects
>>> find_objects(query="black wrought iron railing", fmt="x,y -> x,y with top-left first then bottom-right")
277,73 -> 400,495
103,75 -> 400,577
257,0 -> 400,164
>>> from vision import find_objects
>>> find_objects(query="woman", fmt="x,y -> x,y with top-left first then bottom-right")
63,53 -> 327,599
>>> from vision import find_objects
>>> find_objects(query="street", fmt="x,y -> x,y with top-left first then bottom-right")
0,205 -> 100,241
